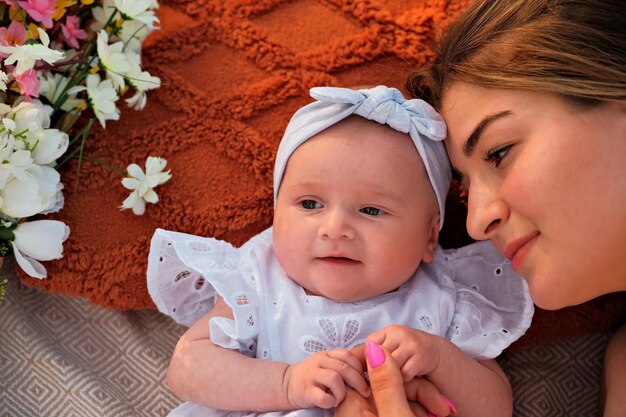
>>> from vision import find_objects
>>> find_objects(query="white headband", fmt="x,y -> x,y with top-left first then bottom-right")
274,85 -> 450,229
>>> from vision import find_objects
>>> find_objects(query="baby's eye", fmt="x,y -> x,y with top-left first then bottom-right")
360,207 -> 384,216
300,199 -> 323,210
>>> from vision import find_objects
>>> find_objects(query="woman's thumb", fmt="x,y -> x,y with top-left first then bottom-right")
365,342 -> 413,416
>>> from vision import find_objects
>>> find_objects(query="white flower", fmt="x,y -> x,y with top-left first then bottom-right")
118,19 -> 152,52
96,30 -> 132,91
0,165 -> 62,218
10,220 -> 70,279
0,28 -> 65,75
121,156 -> 171,215
39,73 -> 84,112
90,0 -> 116,32
71,73 -> 120,128
1,117 -> 16,132
125,64 -> 160,110
0,70 -> 7,91
8,100 -> 52,134
30,128 -> 69,166
113,0 -> 160,29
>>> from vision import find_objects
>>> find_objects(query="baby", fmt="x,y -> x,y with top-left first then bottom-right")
147,86 -> 534,417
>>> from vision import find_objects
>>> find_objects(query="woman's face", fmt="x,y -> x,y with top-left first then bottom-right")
441,82 -> 626,309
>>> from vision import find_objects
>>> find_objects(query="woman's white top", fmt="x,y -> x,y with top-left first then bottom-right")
147,228 -> 534,417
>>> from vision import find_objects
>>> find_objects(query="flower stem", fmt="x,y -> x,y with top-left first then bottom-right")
73,155 -> 126,175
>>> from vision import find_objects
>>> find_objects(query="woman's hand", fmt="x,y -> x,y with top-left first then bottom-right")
335,342 -> 456,417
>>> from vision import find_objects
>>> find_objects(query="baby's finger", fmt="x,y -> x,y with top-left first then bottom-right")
400,353 -> 426,382
315,369 -> 348,407
321,356 -> 370,398
308,385 -> 337,409
327,349 -> 365,373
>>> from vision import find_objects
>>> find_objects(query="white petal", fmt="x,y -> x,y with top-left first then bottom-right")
13,220 -> 69,261
126,163 -> 144,179
121,177 -> 140,190
12,244 -> 48,279
145,156 -> 165,174
156,171 -> 171,185
0,174 -> 46,217
132,198 -> 146,215
142,189 -> 158,203
121,191 -> 140,209
31,129 -> 69,165
2,118 -> 16,131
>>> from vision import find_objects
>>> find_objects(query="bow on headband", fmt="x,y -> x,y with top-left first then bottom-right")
273,85 -> 451,229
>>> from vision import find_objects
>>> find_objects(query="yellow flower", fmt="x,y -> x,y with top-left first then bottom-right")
9,7 -> 24,22
27,24 -> 40,40
81,0 -> 95,4
52,0 -> 77,20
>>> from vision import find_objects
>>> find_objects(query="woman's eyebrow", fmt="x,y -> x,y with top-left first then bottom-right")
463,110 -> 512,157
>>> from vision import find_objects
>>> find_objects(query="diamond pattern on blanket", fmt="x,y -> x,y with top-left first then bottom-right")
1,260 -> 612,417
499,332 -> 610,417
1,260 -> 185,417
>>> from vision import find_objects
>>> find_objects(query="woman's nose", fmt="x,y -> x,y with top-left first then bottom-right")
466,183 -> 508,241
318,209 -> 354,240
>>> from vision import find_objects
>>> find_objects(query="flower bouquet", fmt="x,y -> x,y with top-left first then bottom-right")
0,0 -> 170,288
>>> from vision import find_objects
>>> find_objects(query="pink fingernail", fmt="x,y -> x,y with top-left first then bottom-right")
365,341 -> 385,368
441,395 -> 457,415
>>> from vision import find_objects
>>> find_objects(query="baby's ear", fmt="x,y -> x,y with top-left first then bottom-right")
421,214 -> 440,263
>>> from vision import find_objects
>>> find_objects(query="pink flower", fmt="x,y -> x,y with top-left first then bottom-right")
14,68 -> 40,100
0,20 -> 27,58
61,16 -> 87,49
17,0 -> 57,29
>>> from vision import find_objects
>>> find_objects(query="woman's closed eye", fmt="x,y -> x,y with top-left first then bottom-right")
360,206 -> 385,216
483,143 -> 513,167
300,199 -> 323,210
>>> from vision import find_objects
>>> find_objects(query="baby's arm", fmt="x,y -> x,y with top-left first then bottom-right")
167,296 -> 369,411
368,325 -> 512,417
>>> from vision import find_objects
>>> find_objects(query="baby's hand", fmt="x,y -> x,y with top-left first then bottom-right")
285,349 -> 371,409
367,325 -> 442,382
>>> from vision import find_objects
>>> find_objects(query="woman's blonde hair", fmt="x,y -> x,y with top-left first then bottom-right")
408,0 -> 626,109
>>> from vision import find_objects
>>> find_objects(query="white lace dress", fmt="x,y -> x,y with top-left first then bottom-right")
147,228 -> 534,417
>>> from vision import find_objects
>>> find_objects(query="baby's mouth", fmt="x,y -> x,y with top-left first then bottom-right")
316,256 -> 360,265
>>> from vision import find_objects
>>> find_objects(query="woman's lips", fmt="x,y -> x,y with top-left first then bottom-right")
503,232 -> 540,271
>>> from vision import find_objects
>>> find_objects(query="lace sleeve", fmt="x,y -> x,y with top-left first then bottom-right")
444,241 -> 534,359
147,228 -> 240,327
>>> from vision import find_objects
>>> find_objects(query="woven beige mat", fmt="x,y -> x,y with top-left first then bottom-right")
2,259 -> 611,417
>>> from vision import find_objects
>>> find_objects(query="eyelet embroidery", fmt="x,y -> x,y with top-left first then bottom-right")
194,277 -> 205,290
236,294 -> 250,305
174,271 -> 191,282
494,261 -> 505,276
300,315 -> 364,354
188,241 -> 211,253
418,315 -> 433,331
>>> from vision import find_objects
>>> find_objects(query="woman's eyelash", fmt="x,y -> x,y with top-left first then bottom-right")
483,143 -> 513,167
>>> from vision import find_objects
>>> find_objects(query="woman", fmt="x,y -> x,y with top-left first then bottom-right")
338,0 -> 626,415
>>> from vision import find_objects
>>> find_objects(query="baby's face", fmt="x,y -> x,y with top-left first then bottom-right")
273,117 -> 439,302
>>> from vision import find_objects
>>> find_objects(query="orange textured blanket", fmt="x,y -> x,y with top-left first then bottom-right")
19,0 -> 624,349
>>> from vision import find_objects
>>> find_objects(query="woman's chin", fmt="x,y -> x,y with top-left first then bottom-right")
528,277 -> 591,311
